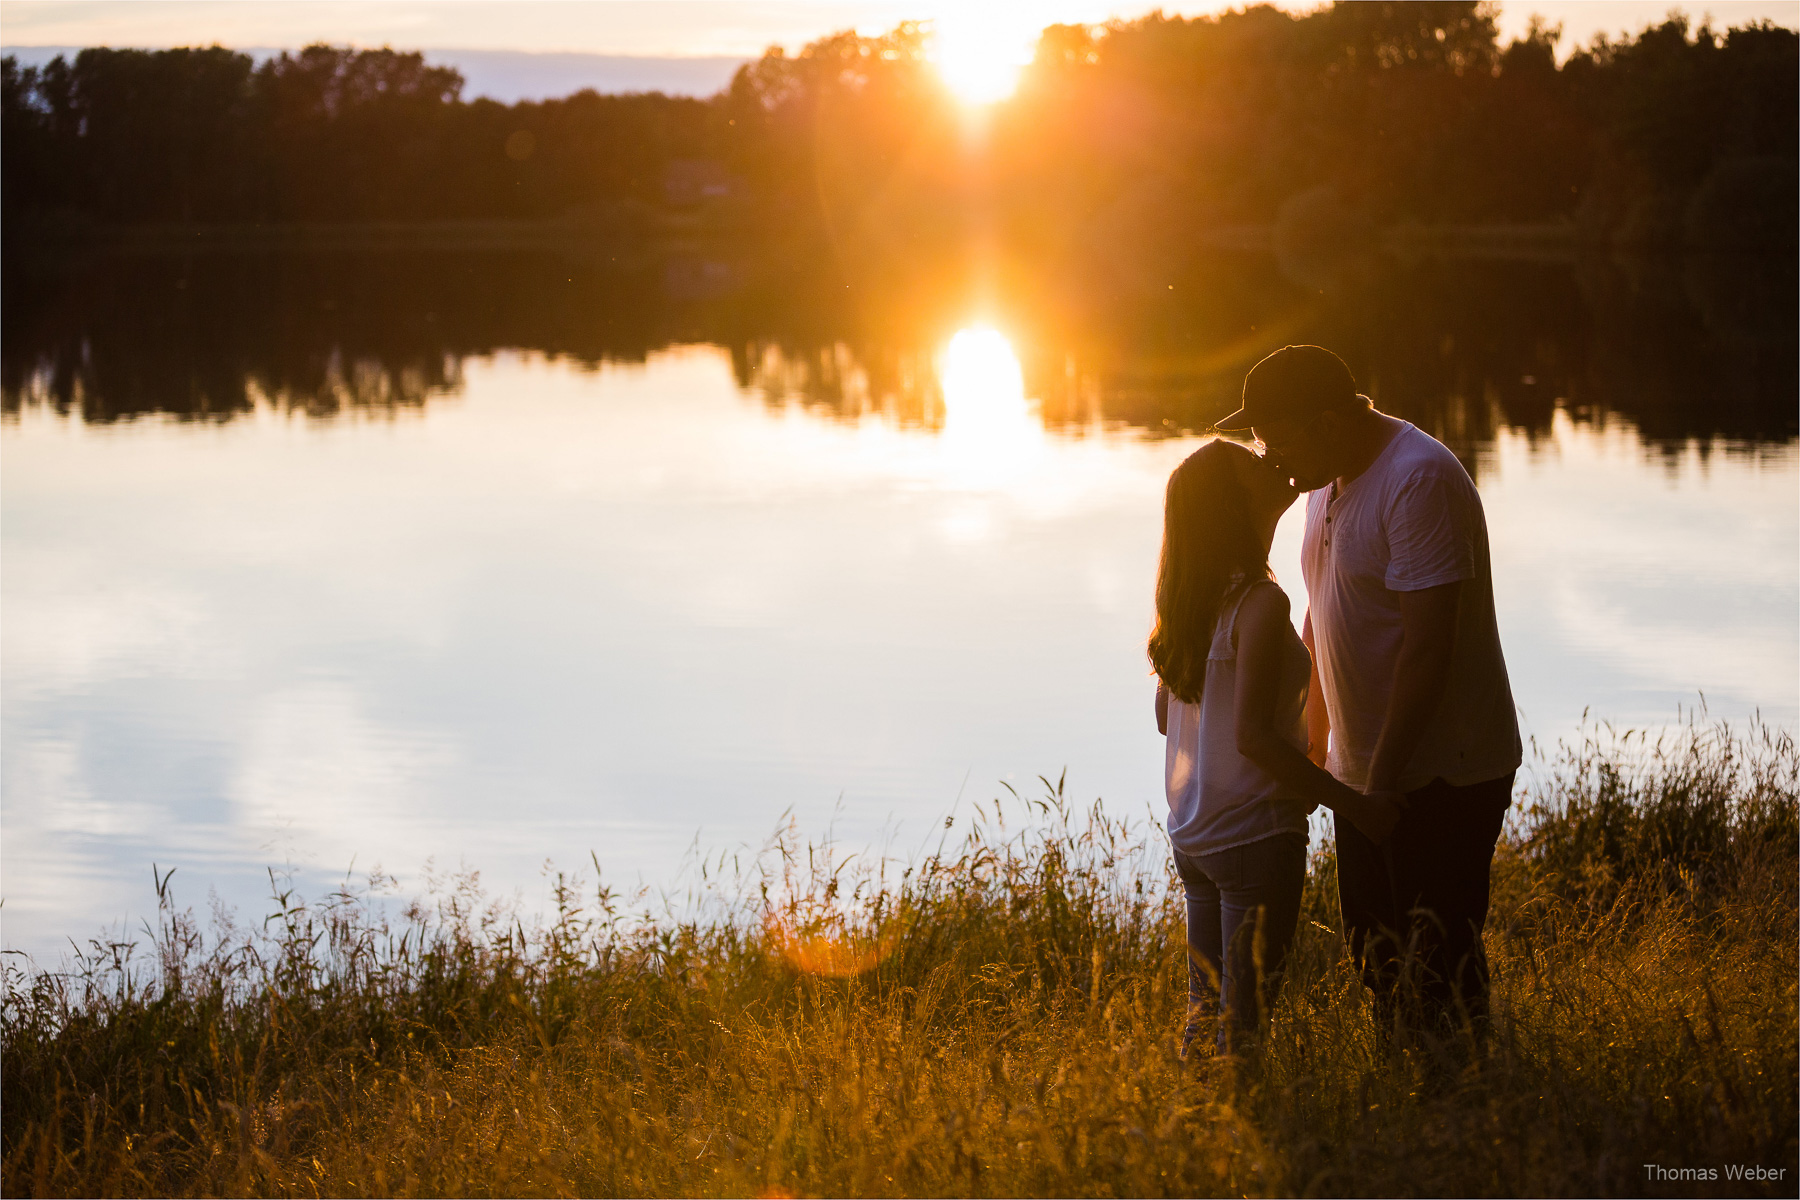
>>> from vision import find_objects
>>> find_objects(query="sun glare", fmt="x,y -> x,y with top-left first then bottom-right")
932,9 -> 1037,105
938,326 -> 1040,489
942,326 -> 1028,424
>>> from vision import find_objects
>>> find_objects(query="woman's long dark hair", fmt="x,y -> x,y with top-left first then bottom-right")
1147,439 -> 1272,704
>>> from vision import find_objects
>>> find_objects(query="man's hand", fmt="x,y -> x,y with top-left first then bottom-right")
1349,788 -> 1407,846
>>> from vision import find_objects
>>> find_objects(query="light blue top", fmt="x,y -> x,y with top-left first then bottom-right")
1164,579 -> 1313,857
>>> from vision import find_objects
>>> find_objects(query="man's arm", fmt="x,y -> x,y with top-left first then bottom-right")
1236,587 -> 1402,843
1364,580 -> 1462,793
1301,609 -> 1329,768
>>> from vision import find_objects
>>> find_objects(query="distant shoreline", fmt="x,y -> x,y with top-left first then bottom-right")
0,45 -> 753,102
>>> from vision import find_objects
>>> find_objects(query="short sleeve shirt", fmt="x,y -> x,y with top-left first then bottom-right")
1300,423 -> 1521,793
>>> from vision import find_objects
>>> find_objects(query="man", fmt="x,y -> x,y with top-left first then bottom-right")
1217,345 -> 1521,1042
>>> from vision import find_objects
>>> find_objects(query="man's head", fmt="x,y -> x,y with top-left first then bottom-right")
1217,345 -> 1371,490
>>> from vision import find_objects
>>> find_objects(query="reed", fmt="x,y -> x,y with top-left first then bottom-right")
4,717 -> 1795,1198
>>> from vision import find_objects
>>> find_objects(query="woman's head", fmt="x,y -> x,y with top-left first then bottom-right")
1147,439 -> 1298,703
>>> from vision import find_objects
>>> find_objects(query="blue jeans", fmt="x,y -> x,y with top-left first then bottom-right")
1173,832 -> 1307,1054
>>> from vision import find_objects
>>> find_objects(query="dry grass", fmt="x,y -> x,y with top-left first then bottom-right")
4,718 -> 1796,1197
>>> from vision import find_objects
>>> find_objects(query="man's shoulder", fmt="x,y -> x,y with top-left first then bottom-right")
1381,425 -> 1475,492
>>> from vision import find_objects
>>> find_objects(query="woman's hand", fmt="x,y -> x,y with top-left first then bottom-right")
1349,789 -> 1407,846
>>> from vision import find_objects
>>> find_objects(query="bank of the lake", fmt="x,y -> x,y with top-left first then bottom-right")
4,717 -> 1794,1198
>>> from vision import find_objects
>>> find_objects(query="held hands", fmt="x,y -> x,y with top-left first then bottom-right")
1349,788 -> 1407,846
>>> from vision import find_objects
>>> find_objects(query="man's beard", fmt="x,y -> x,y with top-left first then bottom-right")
1266,454 -> 1331,493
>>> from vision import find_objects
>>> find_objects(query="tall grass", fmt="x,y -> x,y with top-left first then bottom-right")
5,718 -> 1796,1197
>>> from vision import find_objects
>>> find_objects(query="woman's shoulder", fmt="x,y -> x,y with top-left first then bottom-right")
1226,579 -> 1292,653
1237,578 -> 1292,622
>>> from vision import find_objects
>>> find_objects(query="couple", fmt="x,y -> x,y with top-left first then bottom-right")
1152,345 -> 1520,1056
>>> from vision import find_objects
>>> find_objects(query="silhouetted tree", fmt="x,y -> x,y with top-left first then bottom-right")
0,6 -> 1791,254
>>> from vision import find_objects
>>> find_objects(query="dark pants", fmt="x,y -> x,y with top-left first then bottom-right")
1173,832 -> 1307,1054
1335,772 -> 1513,1039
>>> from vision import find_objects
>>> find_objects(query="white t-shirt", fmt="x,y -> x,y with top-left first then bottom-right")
1165,579 -> 1312,856
1300,422 -> 1521,793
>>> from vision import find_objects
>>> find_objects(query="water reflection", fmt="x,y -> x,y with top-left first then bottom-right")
2,342 -> 1794,966
941,324 -> 1031,428
744,342 -> 939,430
936,325 -> 1048,497
5,249 -> 1794,454
941,327 -> 1026,424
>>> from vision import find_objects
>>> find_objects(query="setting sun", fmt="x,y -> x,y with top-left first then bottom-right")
931,9 -> 1039,105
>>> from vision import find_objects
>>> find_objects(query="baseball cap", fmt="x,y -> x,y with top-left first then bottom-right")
1216,345 -> 1358,430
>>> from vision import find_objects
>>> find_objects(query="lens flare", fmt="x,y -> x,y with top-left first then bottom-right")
767,916 -> 895,977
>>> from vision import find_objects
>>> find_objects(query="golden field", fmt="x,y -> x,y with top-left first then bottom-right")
4,719 -> 1795,1198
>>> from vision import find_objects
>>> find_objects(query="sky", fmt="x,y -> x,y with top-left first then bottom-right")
3,0 -> 1797,100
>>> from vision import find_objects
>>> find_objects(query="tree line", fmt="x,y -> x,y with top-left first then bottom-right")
3,4 -> 1794,256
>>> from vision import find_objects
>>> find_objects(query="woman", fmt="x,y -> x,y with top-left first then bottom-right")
1150,438 -> 1400,1055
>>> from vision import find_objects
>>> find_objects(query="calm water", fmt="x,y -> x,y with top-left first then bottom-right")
3,252 -> 1796,962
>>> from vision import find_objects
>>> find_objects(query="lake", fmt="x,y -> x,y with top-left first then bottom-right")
3,247 -> 1795,964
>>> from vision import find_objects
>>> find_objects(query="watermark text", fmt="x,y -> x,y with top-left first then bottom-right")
1644,1163 -> 1789,1183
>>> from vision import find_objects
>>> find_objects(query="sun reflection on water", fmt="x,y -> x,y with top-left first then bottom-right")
940,326 -> 1030,430
937,325 -> 1043,490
